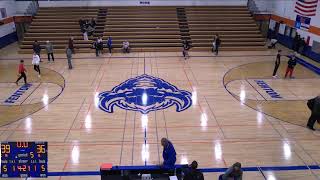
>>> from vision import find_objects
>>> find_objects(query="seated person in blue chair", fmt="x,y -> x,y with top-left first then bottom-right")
160,138 -> 176,170
219,162 -> 243,180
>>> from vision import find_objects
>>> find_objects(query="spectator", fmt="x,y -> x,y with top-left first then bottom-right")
122,40 -> 130,53
32,52 -> 41,78
66,46 -> 73,69
293,34 -> 300,51
15,60 -> 27,85
183,161 -> 204,180
79,18 -> 85,33
86,24 -> 94,37
107,36 -> 112,54
307,95 -> 320,131
272,50 -> 281,78
160,138 -> 176,170
219,162 -> 243,180
90,18 -> 96,29
183,39 -> 190,50
32,40 -> 41,60
182,45 -> 189,60
68,37 -> 75,54
299,37 -> 306,54
284,53 -> 297,79
215,34 -> 221,55
212,35 -> 216,53
94,37 -> 103,56
45,40 -> 54,62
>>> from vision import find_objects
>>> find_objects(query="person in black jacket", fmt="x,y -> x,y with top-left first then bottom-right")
183,161 -> 204,180
215,34 -> 221,55
307,96 -> 320,131
32,40 -> 41,60
284,54 -> 297,78
272,50 -> 281,78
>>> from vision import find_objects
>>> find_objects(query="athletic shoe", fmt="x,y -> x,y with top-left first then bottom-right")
307,126 -> 316,131
272,76 -> 276,78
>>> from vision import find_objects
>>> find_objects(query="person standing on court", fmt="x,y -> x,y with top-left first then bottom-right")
215,34 -> 221,55
32,52 -> 41,78
107,36 -> 112,54
161,138 -> 176,169
272,50 -> 281,78
68,37 -> 75,54
32,40 -> 41,60
183,161 -> 204,180
45,40 -> 54,62
219,162 -> 243,180
66,46 -> 73,69
15,60 -> 27,85
284,53 -> 297,79
307,95 -> 320,131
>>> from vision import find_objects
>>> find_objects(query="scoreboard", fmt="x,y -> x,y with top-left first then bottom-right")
0,142 -> 48,178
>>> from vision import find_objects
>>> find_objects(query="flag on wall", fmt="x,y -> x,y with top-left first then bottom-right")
294,0 -> 319,16
295,15 -> 311,30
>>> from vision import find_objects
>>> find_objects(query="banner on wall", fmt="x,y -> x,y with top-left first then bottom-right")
295,15 -> 311,31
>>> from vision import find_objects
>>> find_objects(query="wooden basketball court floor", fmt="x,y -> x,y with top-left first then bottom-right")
0,44 -> 320,179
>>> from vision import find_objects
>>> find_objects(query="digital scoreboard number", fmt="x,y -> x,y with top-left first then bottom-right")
0,142 -> 48,178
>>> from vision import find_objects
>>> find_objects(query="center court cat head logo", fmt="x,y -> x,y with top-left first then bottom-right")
98,74 -> 192,114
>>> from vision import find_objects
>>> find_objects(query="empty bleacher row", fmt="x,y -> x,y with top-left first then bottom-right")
19,6 -> 266,53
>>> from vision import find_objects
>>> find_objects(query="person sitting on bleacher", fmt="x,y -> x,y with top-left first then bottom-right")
161,138 -> 176,170
183,161 -> 204,180
86,25 -> 94,37
79,18 -> 86,33
122,40 -> 130,53
90,18 -> 96,29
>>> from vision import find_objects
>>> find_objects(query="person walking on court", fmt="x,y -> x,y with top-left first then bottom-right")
45,40 -> 54,62
160,138 -> 176,169
15,60 -> 27,85
32,40 -> 42,61
66,46 -> 73,69
107,36 -> 112,54
307,95 -> 320,131
68,37 -> 75,54
284,54 -> 297,79
182,45 -> 189,60
32,52 -> 41,78
215,34 -> 221,55
219,162 -> 243,180
183,161 -> 204,180
272,50 -> 281,78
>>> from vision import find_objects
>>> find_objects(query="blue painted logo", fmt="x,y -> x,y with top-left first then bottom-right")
4,83 -> 32,104
255,80 -> 282,99
99,74 -> 192,114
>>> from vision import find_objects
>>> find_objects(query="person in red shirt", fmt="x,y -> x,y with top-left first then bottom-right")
15,60 -> 27,85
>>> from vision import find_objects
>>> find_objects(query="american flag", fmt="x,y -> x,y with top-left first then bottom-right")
294,0 -> 319,16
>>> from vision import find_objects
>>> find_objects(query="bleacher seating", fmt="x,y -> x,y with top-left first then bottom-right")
19,6 -> 265,53
104,7 -> 182,52
20,7 -> 101,53
185,6 -> 265,51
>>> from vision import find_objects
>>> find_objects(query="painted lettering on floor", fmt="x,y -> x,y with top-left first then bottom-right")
4,83 -> 33,104
254,80 -> 282,99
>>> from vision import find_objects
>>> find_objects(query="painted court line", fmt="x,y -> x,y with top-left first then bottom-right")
47,165 -> 320,176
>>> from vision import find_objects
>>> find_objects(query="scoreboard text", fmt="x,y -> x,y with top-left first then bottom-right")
1,142 -> 48,178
